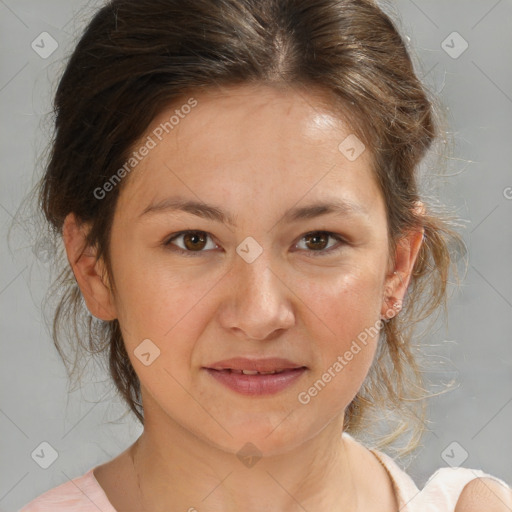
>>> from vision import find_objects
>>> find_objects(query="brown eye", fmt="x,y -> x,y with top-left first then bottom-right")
164,230 -> 217,255
304,232 -> 330,251
182,232 -> 207,251
296,231 -> 346,257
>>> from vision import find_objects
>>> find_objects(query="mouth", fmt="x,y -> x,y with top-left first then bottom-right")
202,358 -> 308,395
208,368 -> 305,375
204,357 -> 307,374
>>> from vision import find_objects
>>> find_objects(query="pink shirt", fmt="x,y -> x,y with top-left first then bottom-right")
18,433 -> 510,512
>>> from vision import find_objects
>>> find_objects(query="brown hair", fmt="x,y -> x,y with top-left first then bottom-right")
24,0 -> 464,456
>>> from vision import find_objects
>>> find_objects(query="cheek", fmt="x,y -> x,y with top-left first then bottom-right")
111,262 -> 212,403
302,265 -> 384,343
297,268 -> 384,403
109,237 -> 208,332
109,247 -> 226,384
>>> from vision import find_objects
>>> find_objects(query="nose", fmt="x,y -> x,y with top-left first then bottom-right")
218,251 -> 295,341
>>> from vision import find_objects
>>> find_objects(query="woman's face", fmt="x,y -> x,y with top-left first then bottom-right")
87,84 -> 405,455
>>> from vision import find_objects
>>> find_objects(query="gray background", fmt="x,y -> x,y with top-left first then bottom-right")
1,1 -> 511,510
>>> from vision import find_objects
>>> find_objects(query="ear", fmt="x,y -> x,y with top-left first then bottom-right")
381,202 -> 425,320
62,213 -> 117,321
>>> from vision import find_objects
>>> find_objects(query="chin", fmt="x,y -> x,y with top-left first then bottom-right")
199,413 -> 320,459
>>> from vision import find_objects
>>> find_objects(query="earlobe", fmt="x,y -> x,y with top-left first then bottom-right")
62,213 -> 117,321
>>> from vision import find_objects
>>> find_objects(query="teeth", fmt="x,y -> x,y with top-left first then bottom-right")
240,369 -> 282,375
218,368 -> 293,375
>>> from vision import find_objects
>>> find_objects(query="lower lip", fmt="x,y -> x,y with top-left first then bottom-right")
204,368 -> 307,396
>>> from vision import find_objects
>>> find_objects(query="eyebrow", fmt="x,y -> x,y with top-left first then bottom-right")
137,196 -> 369,226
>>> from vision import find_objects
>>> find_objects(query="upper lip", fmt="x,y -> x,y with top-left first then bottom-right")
204,357 -> 307,372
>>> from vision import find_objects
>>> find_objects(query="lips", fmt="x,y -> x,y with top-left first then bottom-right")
204,366 -> 307,395
204,357 -> 307,373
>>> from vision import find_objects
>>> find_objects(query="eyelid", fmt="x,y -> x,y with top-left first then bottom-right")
163,230 -> 348,257
295,231 -> 347,257
164,230 -> 219,256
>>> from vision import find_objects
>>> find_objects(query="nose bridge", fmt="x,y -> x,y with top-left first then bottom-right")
223,236 -> 294,339
235,238 -> 281,304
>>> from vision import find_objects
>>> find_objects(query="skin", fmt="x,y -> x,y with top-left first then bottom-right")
455,478 -> 512,511
63,83 -> 426,512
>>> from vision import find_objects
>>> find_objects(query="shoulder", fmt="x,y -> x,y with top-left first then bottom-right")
370,457 -> 512,512
455,476 -> 512,512
18,480 -> 88,512
17,468 -> 107,512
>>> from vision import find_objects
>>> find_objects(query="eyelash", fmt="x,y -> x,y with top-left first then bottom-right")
162,230 -> 347,258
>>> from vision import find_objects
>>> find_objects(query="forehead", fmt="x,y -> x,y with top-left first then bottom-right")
155,83 -> 355,147
117,83 -> 379,215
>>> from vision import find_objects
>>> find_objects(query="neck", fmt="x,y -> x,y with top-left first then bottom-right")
130,409 -> 360,512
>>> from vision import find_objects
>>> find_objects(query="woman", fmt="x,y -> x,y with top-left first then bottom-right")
19,0 -> 512,510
